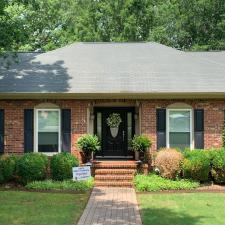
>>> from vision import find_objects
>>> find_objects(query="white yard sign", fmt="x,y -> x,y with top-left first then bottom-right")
72,166 -> 91,181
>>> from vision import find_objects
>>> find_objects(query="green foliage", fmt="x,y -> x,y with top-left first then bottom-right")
26,178 -> 94,191
131,135 -> 151,152
50,152 -> 79,181
0,154 -> 18,183
17,153 -> 48,184
211,149 -> 225,183
223,118 -> 225,147
106,113 -> 122,127
182,149 -> 211,182
77,134 -> 100,154
134,174 -> 199,192
1,0 -> 225,52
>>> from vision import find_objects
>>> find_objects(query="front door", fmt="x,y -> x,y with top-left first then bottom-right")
94,107 -> 135,159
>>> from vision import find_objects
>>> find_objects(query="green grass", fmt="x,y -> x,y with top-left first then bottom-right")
134,174 -> 199,192
0,191 -> 89,225
138,193 -> 225,225
26,178 -> 94,191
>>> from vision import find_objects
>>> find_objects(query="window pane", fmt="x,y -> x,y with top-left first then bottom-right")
38,132 -> 58,152
169,110 -> 190,132
127,112 -> 132,150
97,112 -> 102,140
38,110 -> 59,132
169,132 -> 190,149
37,110 -> 59,153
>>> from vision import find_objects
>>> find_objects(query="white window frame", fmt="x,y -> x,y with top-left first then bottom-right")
34,108 -> 61,155
166,108 -> 193,149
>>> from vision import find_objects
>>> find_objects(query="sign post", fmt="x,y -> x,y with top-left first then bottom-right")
72,166 -> 91,181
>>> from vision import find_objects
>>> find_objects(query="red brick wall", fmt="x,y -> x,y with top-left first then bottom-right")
0,99 -> 224,162
140,100 -> 225,153
0,100 -> 89,162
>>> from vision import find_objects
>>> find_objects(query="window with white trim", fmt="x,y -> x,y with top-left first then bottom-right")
167,109 -> 192,149
36,109 -> 60,153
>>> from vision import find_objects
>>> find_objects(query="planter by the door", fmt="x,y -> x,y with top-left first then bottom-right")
110,127 -> 119,138
84,151 -> 92,163
139,151 -> 145,161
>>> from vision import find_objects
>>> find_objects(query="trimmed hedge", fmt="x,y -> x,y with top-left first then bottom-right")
182,149 -> 211,182
0,155 -> 18,183
211,149 -> 225,183
17,153 -> 48,184
50,152 -> 79,181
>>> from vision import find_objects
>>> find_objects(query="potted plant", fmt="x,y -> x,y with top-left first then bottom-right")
77,134 -> 101,163
131,135 -> 152,162
106,113 -> 122,137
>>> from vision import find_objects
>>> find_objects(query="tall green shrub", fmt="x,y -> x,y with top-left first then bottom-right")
17,153 -> 48,184
211,149 -> 225,183
182,150 -> 211,182
50,152 -> 79,181
0,155 -> 18,183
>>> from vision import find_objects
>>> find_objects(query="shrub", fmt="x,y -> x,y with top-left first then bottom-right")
154,148 -> 183,179
134,174 -> 199,192
211,149 -> 225,183
182,149 -> 210,182
26,178 -> 94,191
17,153 -> 48,184
131,135 -> 152,152
0,155 -> 18,183
50,152 -> 79,181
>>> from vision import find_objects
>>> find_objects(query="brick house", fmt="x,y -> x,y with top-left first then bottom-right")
1,42 -> 225,164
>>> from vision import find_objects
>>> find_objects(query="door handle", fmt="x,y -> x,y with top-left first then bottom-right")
122,131 -> 125,142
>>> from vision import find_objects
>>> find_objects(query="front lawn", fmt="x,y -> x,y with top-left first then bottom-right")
138,193 -> 225,225
0,191 -> 89,225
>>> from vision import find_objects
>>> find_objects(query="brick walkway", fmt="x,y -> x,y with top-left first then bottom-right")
77,187 -> 142,225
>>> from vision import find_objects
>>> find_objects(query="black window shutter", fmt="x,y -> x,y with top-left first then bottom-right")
194,109 -> 204,149
24,109 -> 34,152
61,109 -> 71,152
0,109 -> 4,153
156,108 -> 166,150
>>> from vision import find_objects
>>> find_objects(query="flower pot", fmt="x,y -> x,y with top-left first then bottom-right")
110,127 -> 119,138
139,151 -> 145,161
84,151 -> 92,163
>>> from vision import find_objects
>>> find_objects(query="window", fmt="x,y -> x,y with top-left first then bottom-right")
36,109 -> 60,153
167,109 -> 192,149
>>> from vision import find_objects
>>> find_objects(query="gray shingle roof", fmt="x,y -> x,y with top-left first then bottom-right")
0,42 -> 225,98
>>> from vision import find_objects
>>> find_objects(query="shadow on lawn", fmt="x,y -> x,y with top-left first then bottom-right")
141,207 -> 207,225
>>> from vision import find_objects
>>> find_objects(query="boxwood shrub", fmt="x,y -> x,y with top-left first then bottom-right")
17,153 -> 48,184
50,152 -> 79,181
211,149 -> 225,183
0,155 -> 18,183
182,149 -> 211,182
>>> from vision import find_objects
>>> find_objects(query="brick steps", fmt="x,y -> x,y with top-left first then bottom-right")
95,169 -> 135,175
95,181 -> 134,187
93,161 -> 137,187
95,174 -> 133,181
